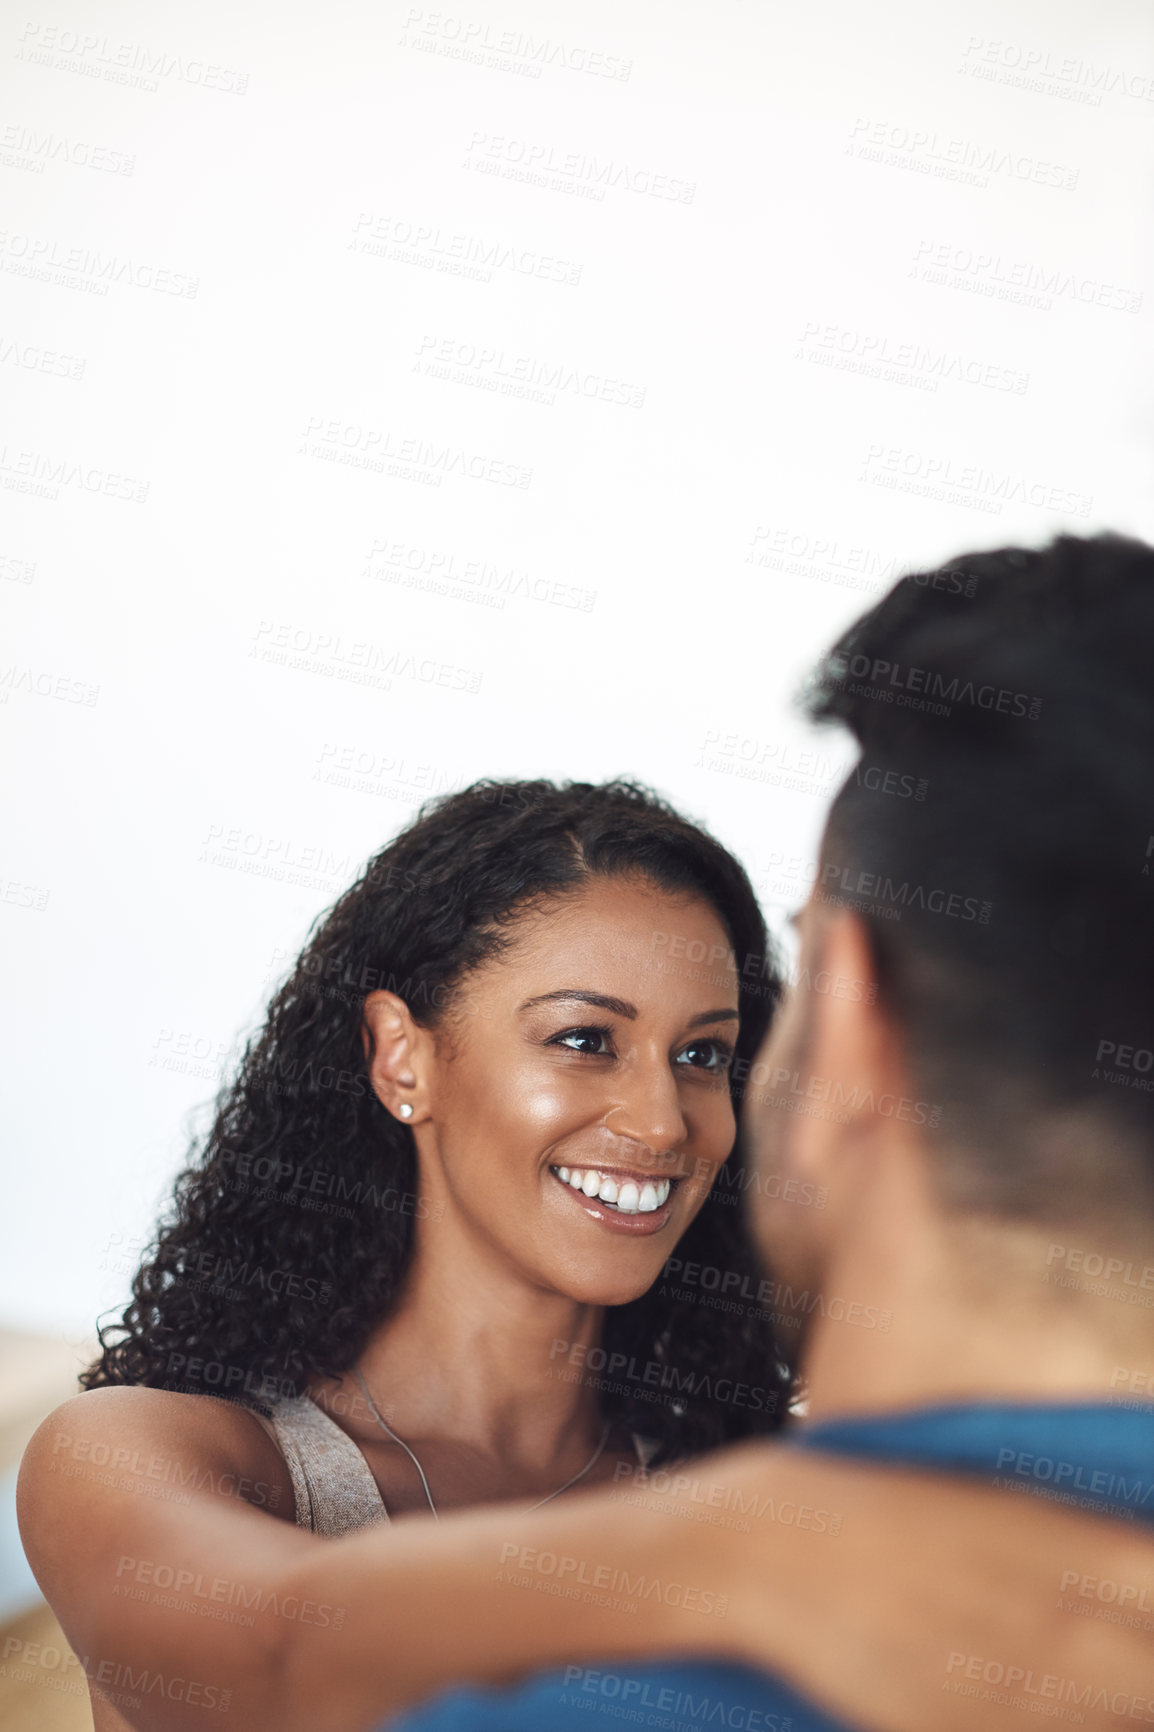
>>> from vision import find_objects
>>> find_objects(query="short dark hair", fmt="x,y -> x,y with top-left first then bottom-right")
804,533 -> 1154,1223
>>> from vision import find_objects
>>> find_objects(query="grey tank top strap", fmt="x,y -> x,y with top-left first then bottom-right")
259,1393 -> 658,1536
261,1395 -> 389,1537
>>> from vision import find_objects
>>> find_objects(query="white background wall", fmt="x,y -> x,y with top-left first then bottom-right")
3,0 -> 1153,1341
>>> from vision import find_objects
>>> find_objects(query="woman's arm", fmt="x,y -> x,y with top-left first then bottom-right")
278,1440 -> 1154,1732
20,1393 -> 1154,1732
17,1387 -> 320,1730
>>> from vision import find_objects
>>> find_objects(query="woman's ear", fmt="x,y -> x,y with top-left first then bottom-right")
362,991 -> 430,1125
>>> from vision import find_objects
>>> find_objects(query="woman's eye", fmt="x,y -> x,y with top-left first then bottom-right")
676,1039 -> 733,1072
551,1026 -> 614,1056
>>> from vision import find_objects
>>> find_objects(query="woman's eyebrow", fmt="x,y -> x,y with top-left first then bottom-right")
518,991 -> 740,1028
519,990 -> 639,1018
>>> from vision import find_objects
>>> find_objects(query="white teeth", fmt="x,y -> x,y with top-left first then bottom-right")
554,1167 -> 673,1213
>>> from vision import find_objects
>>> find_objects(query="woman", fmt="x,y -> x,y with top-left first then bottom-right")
83,778 -> 787,1500
18,779 -> 1154,1729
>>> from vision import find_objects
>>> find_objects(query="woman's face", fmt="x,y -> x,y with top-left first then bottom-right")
413,876 -> 741,1306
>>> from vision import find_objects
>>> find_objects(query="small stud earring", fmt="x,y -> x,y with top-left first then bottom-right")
399,1102 -> 414,1120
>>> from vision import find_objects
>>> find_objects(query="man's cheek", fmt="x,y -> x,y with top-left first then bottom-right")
743,1039 -> 784,1142
693,1145 -> 732,1197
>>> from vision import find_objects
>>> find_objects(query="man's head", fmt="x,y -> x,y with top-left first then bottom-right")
746,533 -> 1154,1369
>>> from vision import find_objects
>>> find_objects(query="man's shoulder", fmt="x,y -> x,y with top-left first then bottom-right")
389,1659 -> 855,1732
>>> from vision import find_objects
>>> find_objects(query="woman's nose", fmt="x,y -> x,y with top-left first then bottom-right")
604,1058 -> 687,1155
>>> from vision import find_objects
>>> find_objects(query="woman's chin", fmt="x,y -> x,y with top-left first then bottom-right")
544,1266 -> 664,1309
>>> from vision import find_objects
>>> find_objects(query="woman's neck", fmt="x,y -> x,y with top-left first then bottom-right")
336,1221 -> 609,1472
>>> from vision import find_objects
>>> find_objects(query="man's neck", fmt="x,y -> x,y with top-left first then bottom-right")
798,1157 -> 1154,1423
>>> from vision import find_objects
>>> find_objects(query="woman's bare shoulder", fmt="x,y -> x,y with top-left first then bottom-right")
19,1383 -> 295,1526
16,1386 -> 321,1732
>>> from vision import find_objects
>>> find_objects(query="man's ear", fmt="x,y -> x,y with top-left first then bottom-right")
809,908 -> 909,1144
362,991 -> 431,1125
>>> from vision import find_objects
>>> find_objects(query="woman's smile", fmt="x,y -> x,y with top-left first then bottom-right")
547,1161 -> 681,1234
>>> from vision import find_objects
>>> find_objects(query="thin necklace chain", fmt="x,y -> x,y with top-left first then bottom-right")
353,1366 -> 611,1522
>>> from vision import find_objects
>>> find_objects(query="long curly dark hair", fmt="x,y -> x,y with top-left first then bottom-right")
82,779 -> 787,1460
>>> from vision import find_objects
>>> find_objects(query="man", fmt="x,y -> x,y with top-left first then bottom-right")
386,532 -> 1154,1729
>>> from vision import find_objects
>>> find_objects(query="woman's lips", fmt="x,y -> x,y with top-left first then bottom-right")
547,1164 -> 679,1235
